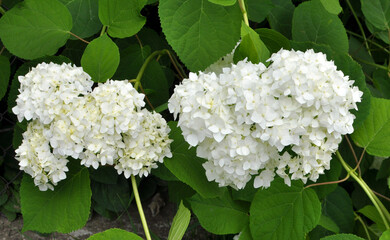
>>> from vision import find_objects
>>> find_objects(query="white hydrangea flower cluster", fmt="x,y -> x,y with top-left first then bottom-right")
169,49 -> 363,189
14,63 -> 172,190
15,120 -> 69,191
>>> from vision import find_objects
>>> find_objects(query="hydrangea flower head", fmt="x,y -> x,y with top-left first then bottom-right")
169,49 -> 363,189
13,63 -> 172,190
12,62 -> 93,124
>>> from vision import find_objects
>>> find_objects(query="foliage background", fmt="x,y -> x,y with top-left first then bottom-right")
0,0 -> 389,239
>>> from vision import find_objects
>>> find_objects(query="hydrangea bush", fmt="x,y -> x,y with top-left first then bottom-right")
0,0 -> 389,240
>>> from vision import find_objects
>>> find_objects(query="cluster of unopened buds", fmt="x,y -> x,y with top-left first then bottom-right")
169,48 -> 363,189
13,63 -> 172,191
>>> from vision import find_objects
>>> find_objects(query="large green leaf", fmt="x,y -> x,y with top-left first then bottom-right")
322,187 -> 354,233
208,0 -> 236,6
352,97 -> 390,157
164,122 -> 223,199
361,0 -> 389,30
88,228 -> 143,240
189,189 -> 249,234
381,230 -> 390,240
358,205 -> 386,231
247,0 -> 274,23
319,0 -> 342,15
59,0 -> 101,39
98,0 -> 146,38
0,56 -> 10,101
373,69 -> 390,99
159,0 -> 241,71
318,215 -> 340,234
250,178 -> 321,240
321,234 -> 365,240
167,201 -> 191,240
0,0 -> 72,59
255,28 -> 291,53
268,0 -> 294,39
234,23 -> 270,64
20,161 -> 91,233
91,177 -> 131,212
292,1 -> 348,53
81,34 -> 119,82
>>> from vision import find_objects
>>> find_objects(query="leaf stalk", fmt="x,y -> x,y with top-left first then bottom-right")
336,151 -> 390,229
238,0 -> 249,27
131,175 -> 152,240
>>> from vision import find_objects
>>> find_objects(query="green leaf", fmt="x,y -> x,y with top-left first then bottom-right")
188,189 -> 249,234
91,177 -> 131,212
322,187 -> 354,233
114,44 -> 170,107
90,166 -> 119,184
349,37 -> 376,77
255,28 -> 291,53
59,0 -> 102,39
268,0 -> 294,39
360,0 -> 390,30
320,0 -> 342,15
98,0 -> 146,38
310,158 -> 342,199
159,0 -> 241,71
168,201 -> 191,240
373,69 -> 390,99
319,215 -> 340,233
164,122 -> 224,198
81,34 -> 119,82
247,0 -> 274,23
358,205 -> 386,231
321,234 -> 365,240
234,23 -> 270,64
249,178 -> 321,240
292,1 -> 348,53
238,225 -> 253,240
366,20 -> 390,44
377,158 -> 390,180
208,0 -> 236,6
0,0 -> 72,59
352,97 -> 390,157
380,230 -> 390,240
12,121 -> 27,149
167,181 -> 195,203
88,228 -> 143,240
20,160 -> 91,233
7,56 -> 72,113
0,56 -> 10,101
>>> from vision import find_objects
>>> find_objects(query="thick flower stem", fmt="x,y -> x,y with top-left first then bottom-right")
134,50 -> 166,91
131,175 -> 152,240
238,0 -> 249,26
336,151 -> 390,229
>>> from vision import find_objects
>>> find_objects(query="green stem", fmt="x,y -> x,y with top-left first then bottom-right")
346,30 -> 390,54
354,57 -> 390,72
100,25 -> 107,37
238,0 -> 249,26
336,151 -> 390,229
346,0 -> 372,56
354,212 -> 372,240
131,175 -> 152,240
0,6 -> 5,15
134,50 -> 166,90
